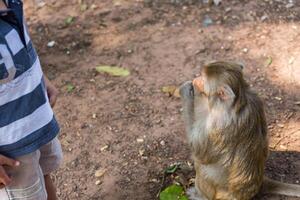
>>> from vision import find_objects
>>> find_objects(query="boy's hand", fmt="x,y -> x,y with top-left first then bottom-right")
44,76 -> 59,108
0,155 -> 20,188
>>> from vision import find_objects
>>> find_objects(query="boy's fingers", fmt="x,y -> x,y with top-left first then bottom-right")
0,155 -> 19,167
0,167 -> 11,186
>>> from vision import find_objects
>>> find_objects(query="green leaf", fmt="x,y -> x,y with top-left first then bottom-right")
96,66 -> 130,77
159,185 -> 188,200
80,4 -> 88,11
65,16 -> 74,25
66,84 -> 75,92
165,164 -> 180,174
265,56 -> 272,67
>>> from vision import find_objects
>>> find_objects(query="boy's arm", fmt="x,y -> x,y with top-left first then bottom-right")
0,155 -> 19,188
44,76 -> 59,108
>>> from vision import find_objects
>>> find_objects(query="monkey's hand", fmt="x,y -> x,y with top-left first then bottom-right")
179,81 -> 194,100
180,81 -> 195,134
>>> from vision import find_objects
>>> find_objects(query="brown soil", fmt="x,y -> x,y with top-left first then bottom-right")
24,0 -> 299,199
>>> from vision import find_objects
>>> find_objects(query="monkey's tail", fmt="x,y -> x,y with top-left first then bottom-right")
262,177 -> 300,197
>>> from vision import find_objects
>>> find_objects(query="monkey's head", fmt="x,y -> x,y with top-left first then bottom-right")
181,61 -> 249,114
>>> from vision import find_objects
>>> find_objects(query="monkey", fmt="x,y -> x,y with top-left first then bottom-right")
179,61 -> 300,200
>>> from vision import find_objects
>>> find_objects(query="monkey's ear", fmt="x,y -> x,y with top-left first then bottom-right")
217,85 -> 235,101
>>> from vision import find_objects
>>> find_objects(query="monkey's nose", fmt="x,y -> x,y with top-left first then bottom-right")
193,77 -> 204,92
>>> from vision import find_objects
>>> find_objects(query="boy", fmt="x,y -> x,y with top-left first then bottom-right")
0,0 -> 62,199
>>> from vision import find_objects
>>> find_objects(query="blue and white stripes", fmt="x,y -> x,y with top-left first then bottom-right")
0,0 -> 59,157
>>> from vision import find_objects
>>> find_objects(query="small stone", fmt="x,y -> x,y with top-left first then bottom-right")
274,97 -> 282,101
286,3 -> 294,8
225,7 -> 231,13
91,4 -> 97,9
242,48 -> 248,53
95,180 -> 102,185
277,124 -> 285,128
137,138 -> 144,143
149,178 -> 159,183
261,15 -> 268,21
294,101 -> 300,105
213,0 -> 222,6
160,140 -> 166,146
279,145 -> 287,150
139,149 -> 145,156
95,169 -> 106,178
267,125 -> 273,129
47,41 -> 56,48
203,15 -> 213,27
92,113 -> 97,119
198,29 -> 203,33
100,145 -> 109,152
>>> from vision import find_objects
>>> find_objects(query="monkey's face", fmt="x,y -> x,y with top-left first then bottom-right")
180,61 -> 247,116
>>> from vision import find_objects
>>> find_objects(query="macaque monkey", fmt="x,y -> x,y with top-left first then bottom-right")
179,61 -> 300,200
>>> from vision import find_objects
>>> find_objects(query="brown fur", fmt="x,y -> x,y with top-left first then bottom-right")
180,61 -> 300,200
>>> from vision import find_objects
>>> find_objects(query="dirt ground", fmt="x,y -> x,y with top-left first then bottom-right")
24,0 -> 300,199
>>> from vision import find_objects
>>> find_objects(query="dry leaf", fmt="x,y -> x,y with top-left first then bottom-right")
96,66 -> 130,77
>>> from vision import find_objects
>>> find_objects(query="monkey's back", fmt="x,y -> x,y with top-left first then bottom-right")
226,90 -> 268,199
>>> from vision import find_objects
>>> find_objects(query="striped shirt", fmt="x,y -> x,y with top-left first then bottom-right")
0,0 -> 59,157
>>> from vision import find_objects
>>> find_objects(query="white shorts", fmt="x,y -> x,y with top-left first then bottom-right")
0,137 -> 63,200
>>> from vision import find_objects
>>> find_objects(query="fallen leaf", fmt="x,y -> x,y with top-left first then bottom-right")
165,163 -> 180,174
66,84 -> 75,92
265,56 -> 272,67
162,86 -> 180,97
65,16 -> 74,25
80,4 -> 88,11
96,66 -> 130,77
159,184 -> 188,200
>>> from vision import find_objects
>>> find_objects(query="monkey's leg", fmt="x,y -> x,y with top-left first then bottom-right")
179,81 -> 194,133
215,190 -> 236,200
194,164 -> 216,200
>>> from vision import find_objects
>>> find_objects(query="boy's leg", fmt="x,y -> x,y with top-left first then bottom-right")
0,151 -> 48,200
44,174 -> 57,200
39,137 -> 63,200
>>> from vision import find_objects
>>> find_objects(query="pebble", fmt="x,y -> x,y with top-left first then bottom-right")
261,15 -> 268,21
139,149 -> 145,156
95,180 -> 102,185
160,140 -> 166,146
242,48 -> 248,53
137,138 -> 144,143
47,41 -> 56,48
277,124 -> 285,128
95,169 -> 106,178
274,97 -> 282,101
100,145 -> 109,152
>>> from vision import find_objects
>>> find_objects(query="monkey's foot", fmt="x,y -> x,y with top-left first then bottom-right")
187,187 -> 208,200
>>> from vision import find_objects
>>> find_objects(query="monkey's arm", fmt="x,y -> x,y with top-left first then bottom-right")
179,81 -> 194,134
